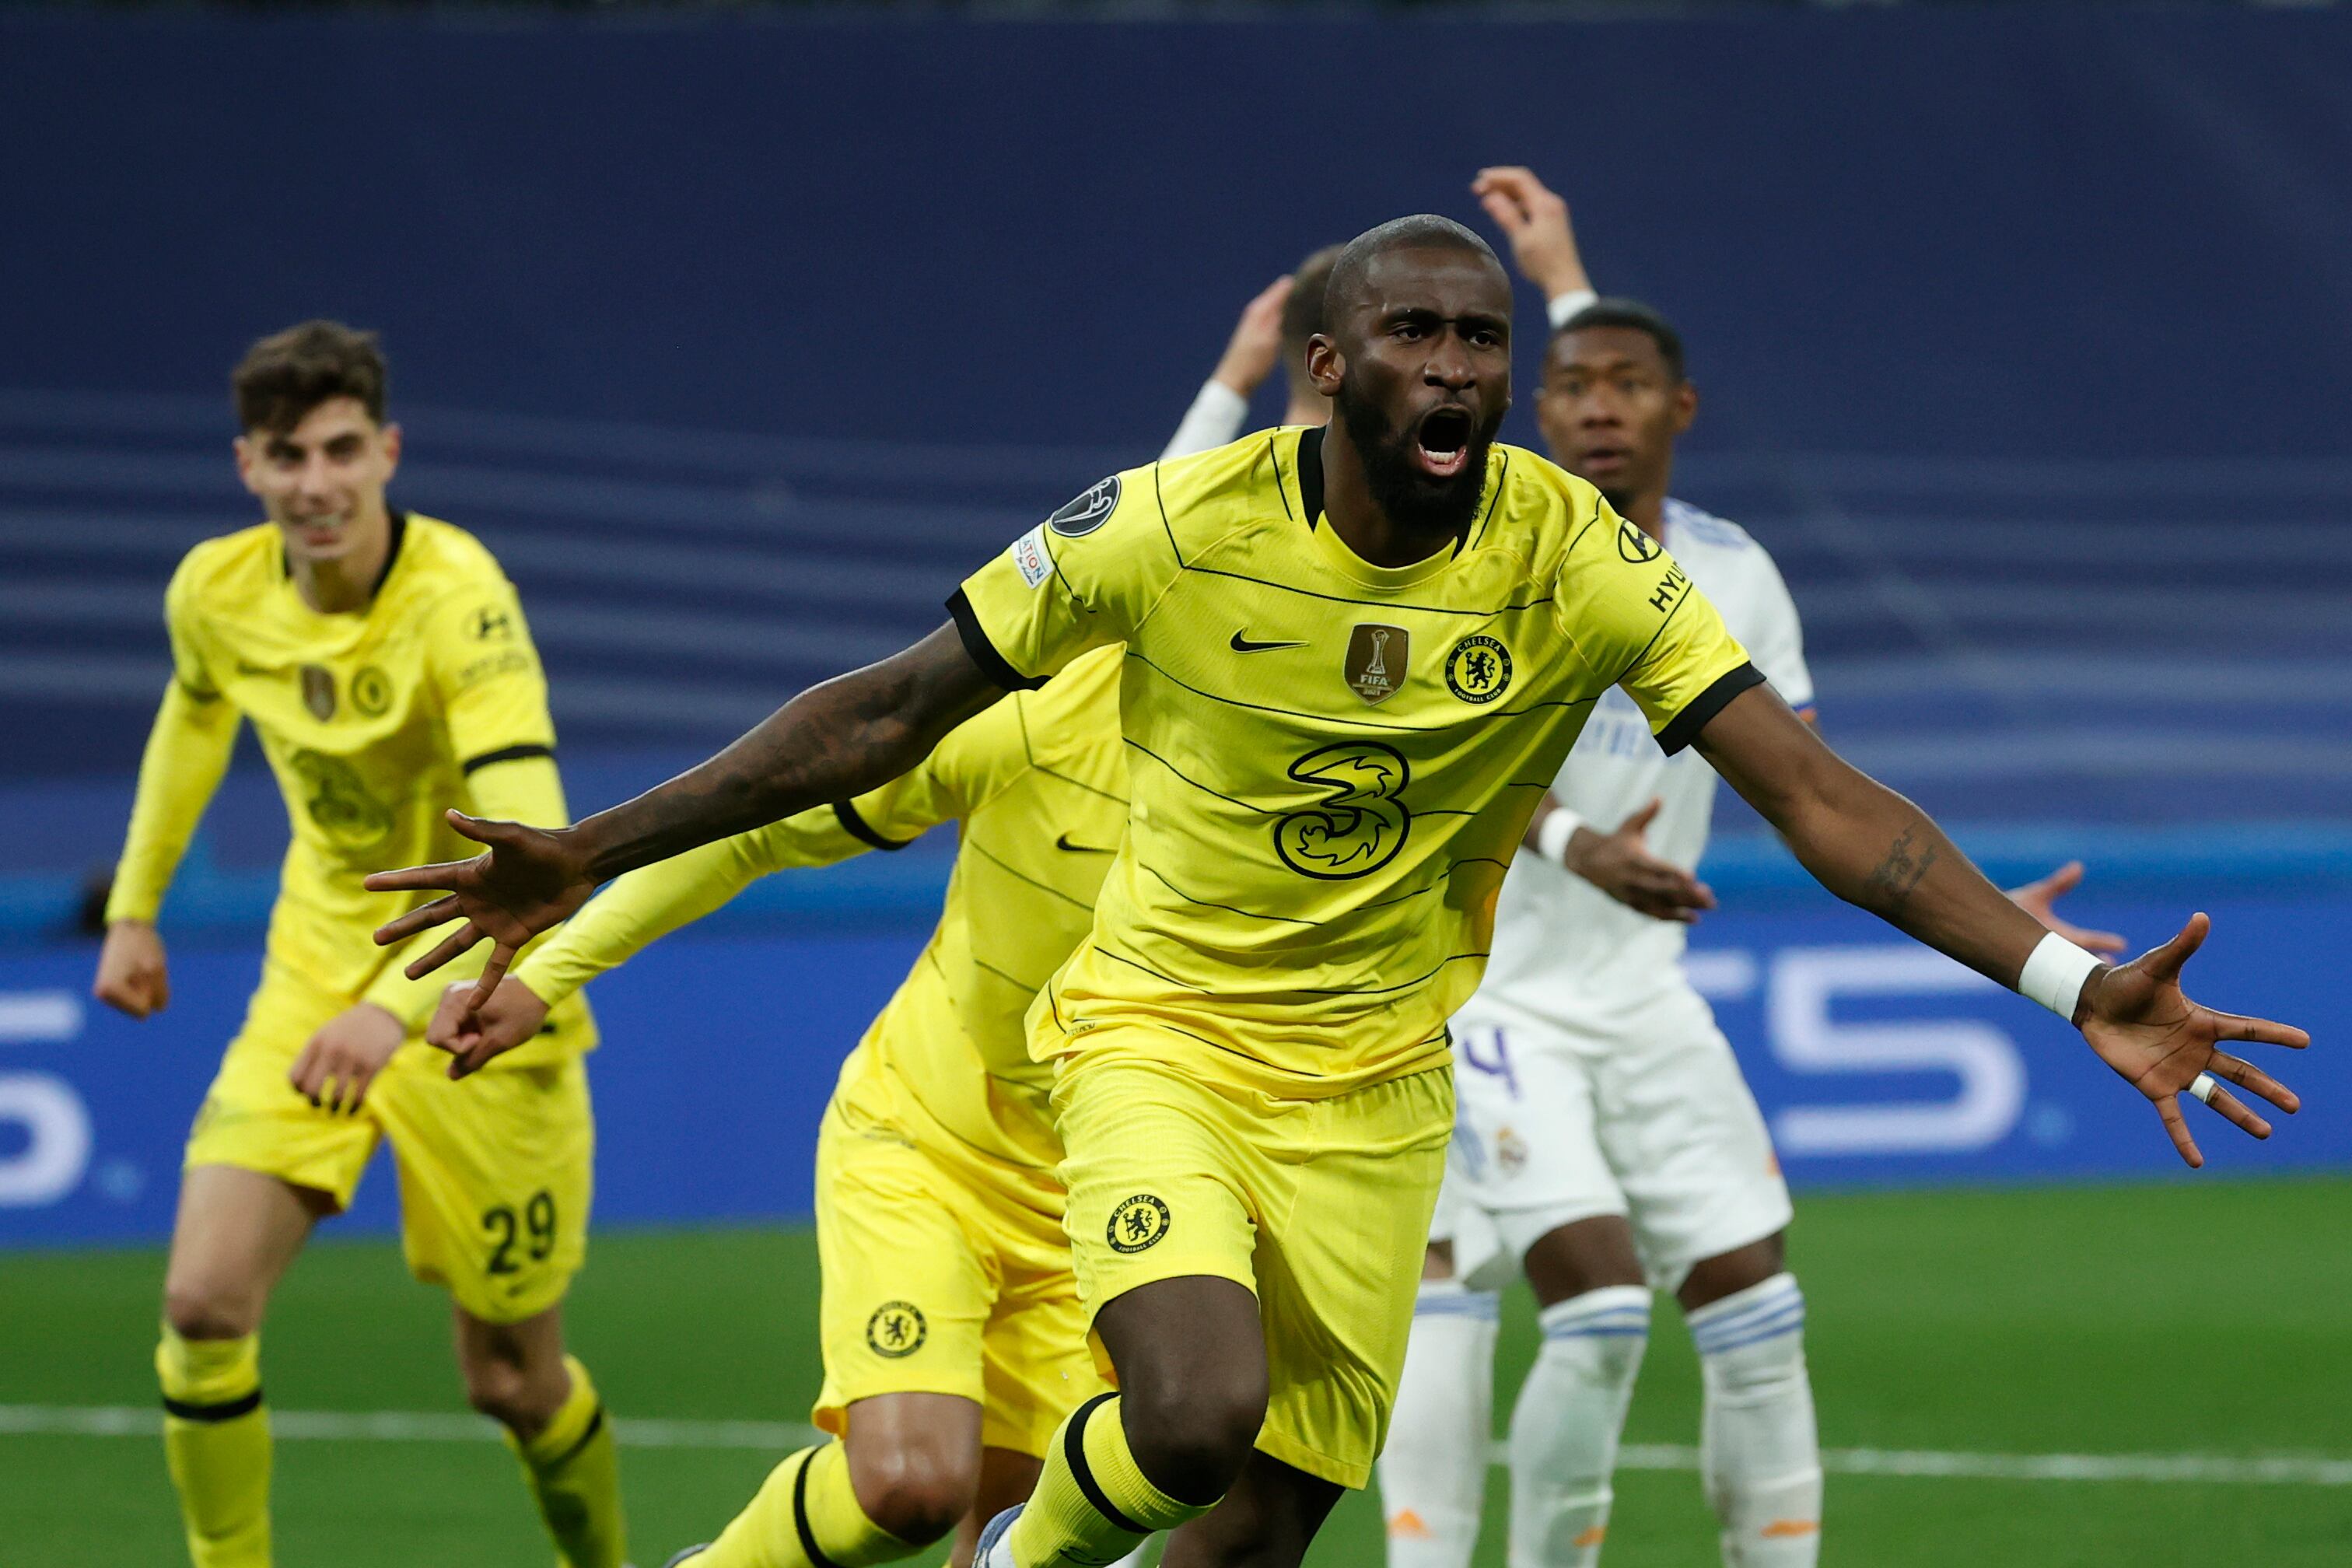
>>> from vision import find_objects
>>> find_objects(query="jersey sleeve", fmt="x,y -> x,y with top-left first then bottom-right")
1741,548 -> 1815,716
1556,502 -> 1761,755
949,468 -> 1177,689
423,575 -> 558,769
105,558 -> 240,924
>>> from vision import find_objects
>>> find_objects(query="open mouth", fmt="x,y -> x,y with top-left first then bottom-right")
1413,406 -> 1475,480
1576,443 -> 1632,474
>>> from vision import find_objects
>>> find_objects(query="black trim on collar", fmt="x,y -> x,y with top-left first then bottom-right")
461,743 -> 555,776
1656,661 -> 1768,755
1296,426 -> 1325,530
948,588 -> 1045,692
834,800 -> 909,852
279,508 -> 408,601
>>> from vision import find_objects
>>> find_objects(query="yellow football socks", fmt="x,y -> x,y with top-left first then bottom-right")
156,1325 -> 271,1568
510,1356 -> 628,1568
1006,1395 -> 1213,1566
702,1441 -> 912,1568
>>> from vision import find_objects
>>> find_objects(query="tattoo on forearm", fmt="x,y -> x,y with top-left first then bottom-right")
1864,824 -> 1940,918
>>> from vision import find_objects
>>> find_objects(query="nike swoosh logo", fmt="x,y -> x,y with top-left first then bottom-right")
1230,632 -> 1306,653
1055,834 -> 1113,854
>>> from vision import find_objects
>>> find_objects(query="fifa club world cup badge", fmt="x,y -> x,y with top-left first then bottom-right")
1345,624 -> 1410,705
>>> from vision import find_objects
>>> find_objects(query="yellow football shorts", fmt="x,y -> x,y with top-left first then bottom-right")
184,961 -> 593,1324
1051,1045 -> 1453,1490
813,1046 -> 1104,1458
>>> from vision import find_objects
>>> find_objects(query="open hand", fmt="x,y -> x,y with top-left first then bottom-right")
1212,275 -> 1295,398
2007,860 -> 2126,954
425,977 -> 551,1081
288,1003 -> 405,1115
93,919 -> 170,1018
2077,912 -> 2308,1167
366,810 -> 596,1009
1564,799 -> 1717,924
1471,166 -> 1592,302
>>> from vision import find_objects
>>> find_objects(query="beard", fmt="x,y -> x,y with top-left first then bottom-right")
1332,376 -> 1503,540
1598,485 -> 1638,514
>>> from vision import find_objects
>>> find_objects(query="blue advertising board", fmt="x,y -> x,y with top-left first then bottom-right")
0,891 -> 2336,1248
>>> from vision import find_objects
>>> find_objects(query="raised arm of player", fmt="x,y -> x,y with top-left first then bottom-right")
366,622 -> 1002,1003
1162,274 -> 1293,462
1690,684 -> 2307,1167
1472,166 -> 1595,321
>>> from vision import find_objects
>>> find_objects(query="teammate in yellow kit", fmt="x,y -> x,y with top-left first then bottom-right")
423,647 -> 1132,1568
91,323 -> 625,1568
367,219 -> 2305,1568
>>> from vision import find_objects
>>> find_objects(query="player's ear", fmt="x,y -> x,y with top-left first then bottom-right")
1305,333 -> 1346,397
377,421 -> 404,476
231,433 -> 264,498
1671,380 -> 1697,436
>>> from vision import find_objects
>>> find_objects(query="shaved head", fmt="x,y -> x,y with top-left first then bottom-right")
1323,215 -> 1506,336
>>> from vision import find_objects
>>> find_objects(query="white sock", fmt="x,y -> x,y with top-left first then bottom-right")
1687,1272 -> 1821,1568
1506,1285 -> 1650,1568
1378,1279 -> 1499,1568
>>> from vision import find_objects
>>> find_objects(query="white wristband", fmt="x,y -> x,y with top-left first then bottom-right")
2018,931 -> 2102,1020
1545,288 -> 1600,331
1534,807 -> 1586,867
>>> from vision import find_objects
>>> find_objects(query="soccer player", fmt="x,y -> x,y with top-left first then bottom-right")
1374,167 -> 2128,1568
1162,245 -> 1339,461
363,219 -> 2304,1568
91,323 -> 624,1568
417,647 -> 1139,1568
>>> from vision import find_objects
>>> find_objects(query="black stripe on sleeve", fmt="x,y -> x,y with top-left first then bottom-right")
461,743 -> 555,776
1065,1393 -> 1149,1535
833,800 -> 909,852
545,1405 -> 608,1470
790,1444 -> 846,1568
947,587 -> 1045,692
163,1389 -> 264,1423
1654,661 -> 1768,755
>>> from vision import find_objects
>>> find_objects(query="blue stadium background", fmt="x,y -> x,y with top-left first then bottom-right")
1,6 -> 2344,1241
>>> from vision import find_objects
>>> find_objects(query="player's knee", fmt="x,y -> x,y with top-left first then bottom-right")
1124,1366 -> 1268,1504
162,1280 -> 258,1342
460,1356 -> 556,1432
845,1440 -> 976,1545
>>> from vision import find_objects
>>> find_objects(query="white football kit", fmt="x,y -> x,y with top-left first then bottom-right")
1437,496 -> 1815,1293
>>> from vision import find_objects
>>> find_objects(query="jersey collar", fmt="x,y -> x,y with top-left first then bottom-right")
277,508 -> 409,604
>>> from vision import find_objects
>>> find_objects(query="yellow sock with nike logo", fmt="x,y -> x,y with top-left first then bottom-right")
509,1356 -> 628,1568
1006,1395 -> 1213,1566
701,1442 -> 913,1568
156,1325 -> 271,1568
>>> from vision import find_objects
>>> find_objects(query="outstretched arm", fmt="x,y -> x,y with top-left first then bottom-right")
1692,685 -> 2307,1167
367,621 -> 1001,1002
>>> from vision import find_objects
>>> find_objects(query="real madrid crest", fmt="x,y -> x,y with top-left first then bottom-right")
1445,635 -> 1511,704
299,663 -> 337,721
1343,624 -> 1410,705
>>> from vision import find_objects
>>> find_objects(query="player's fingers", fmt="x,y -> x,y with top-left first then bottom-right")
2070,924 -> 2129,955
2205,1010 -> 2310,1051
1475,189 -> 1530,235
373,894 -> 465,946
2153,1094 -> 2203,1168
466,944 -> 520,1011
2206,1052 -> 2300,1114
362,859 -> 479,897
1619,796 -> 1662,835
2142,912 -> 2210,983
2199,1083 -> 2271,1140
2038,859 -> 2085,898
405,923 -> 484,982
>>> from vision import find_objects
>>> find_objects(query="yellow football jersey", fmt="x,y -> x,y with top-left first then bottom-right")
108,512 -> 593,1062
516,645 -> 1129,1169
954,428 -> 1758,1097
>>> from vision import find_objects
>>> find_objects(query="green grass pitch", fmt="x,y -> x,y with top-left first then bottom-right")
4,1176 -> 2347,1566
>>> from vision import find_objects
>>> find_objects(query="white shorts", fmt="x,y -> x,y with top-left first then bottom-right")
1435,985 -> 1791,1294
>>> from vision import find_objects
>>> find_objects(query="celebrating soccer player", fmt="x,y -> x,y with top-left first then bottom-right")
420,647 -> 1141,1568
93,323 -> 625,1568
363,219 -> 2305,1568
1376,166 -> 2130,1568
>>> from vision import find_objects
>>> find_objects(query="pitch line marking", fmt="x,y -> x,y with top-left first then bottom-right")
2,1405 -> 2347,1486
